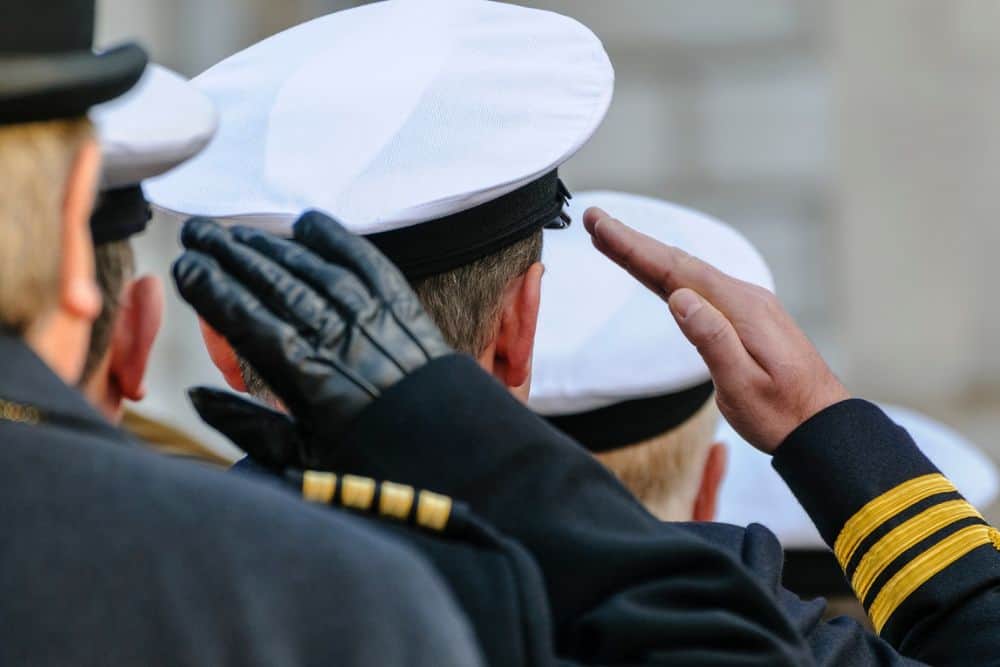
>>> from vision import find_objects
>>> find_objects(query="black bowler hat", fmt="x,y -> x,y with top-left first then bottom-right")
0,0 -> 147,125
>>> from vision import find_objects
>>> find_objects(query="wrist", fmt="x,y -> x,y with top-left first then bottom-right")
779,383 -> 852,453
771,398 -> 937,545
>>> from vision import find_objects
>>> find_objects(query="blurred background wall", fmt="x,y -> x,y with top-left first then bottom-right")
95,0 -> 1000,466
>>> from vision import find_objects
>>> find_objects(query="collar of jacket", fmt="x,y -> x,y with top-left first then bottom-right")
0,330 -> 125,442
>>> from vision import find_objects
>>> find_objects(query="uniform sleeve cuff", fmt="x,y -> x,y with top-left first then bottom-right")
771,399 -> 939,547
772,399 -> 1000,639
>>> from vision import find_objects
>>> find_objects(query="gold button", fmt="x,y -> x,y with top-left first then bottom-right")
0,399 -> 40,425
379,482 -> 415,520
341,475 -> 376,510
302,471 -> 337,504
416,490 -> 452,532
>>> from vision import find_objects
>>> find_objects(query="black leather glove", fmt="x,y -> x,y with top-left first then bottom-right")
172,211 -> 451,469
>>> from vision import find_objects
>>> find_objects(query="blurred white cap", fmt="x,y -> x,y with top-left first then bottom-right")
716,405 -> 1000,548
528,190 -> 773,450
92,64 -> 217,191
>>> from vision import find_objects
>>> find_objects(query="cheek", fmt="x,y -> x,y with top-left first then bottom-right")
199,319 -> 241,376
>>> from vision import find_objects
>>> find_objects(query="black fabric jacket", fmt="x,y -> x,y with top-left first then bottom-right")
0,333 -> 481,667
306,354 -> 1000,666
236,456 -> 563,666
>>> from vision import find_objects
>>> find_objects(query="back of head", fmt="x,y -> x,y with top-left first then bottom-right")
79,64 -> 216,418
413,230 -> 542,355
0,118 -> 93,334
596,397 -> 719,521
147,0 -> 613,396
0,0 -> 146,377
81,238 -> 135,381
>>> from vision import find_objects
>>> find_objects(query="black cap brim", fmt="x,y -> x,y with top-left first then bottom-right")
0,43 -> 147,125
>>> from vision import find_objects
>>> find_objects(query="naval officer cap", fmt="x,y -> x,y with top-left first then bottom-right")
145,0 -> 614,280
89,64 -> 217,245
715,406 -> 1000,548
528,191 -> 774,452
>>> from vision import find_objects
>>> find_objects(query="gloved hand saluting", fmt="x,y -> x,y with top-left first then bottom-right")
173,210 -> 451,469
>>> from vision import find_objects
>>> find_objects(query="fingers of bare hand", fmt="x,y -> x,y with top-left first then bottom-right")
584,207 -> 744,314
584,207 -> 674,294
584,207 -> 796,374
668,288 -> 763,391
725,285 -> 809,376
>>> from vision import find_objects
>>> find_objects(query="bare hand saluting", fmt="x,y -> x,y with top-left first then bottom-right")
583,207 -> 850,454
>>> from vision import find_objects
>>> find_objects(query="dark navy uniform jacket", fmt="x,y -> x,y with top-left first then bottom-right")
0,333 -> 482,667
285,354 -> 1000,666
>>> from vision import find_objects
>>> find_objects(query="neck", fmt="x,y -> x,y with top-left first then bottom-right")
475,345 -> 531,403
22,312 -> 88,385
80,360 -> 123,423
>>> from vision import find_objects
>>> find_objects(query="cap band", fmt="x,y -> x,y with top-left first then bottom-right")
90,185 -> 151,245
545,380 -> 715,453
367,170 -> 571,280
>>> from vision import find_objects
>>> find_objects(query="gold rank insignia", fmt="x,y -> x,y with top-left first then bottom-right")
833,472 -> 1000,633
300,470 -> 454,533
0,398 -> 41,425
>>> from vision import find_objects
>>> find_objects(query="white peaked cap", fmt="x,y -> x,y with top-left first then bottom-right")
91,64 -> 217,191
716,405 -> 1000,548
529,191 -> 774,423
145,0 -> 613,277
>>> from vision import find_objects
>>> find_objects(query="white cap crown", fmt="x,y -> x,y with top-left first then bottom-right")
146,0 -> 613,239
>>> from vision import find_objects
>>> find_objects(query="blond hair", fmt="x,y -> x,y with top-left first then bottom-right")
0,118 -> 93,333
595,396 -> 719,521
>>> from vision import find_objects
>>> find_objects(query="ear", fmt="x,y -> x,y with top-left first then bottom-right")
199,317 -> 247,392
693,442 -> 727,521
109,275 -> 164,401
60,138 -> 102,323
492,261 -> 543,391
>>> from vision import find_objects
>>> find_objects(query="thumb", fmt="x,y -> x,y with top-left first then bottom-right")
188,387 -> 304,469
668,289 -> 760,389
